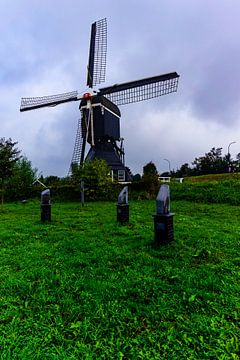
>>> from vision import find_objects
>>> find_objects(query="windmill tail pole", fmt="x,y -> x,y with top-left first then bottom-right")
90,106 -> 95,147
86,98 -> 95,146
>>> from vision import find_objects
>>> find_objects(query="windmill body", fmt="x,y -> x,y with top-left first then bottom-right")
20,18 -> 180,181
80,95 -> 130,181
80,96 -> 120,146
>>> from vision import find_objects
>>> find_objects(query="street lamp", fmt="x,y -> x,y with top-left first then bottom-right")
227,141 -> 236,172
164,158 -> 171,174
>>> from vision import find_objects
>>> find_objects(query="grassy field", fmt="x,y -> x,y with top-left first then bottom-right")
0,200 -> 239,359
184,173 -> 240,183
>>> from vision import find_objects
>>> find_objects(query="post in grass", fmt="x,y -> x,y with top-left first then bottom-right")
153,184 -> 174,244
41,189 -> 51,222
117,186 -> 129,224
80,179 -> 85,206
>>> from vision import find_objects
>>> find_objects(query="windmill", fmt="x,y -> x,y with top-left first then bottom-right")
20,18 -> 179,182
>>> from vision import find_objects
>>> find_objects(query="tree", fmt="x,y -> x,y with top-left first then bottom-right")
0,138 -> 21,204
233,152 -> 240,172
44,176 -> 62,187
142,162 -> 158,178
132,173 -> 141,182
192,147 -> 228,175
174,163 -> 193,177
142,161 -> 159,196
6,157 -> 37,201
71,159 -> 114,200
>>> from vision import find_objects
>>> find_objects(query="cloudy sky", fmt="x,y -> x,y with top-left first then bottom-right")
1,0 -> 240,176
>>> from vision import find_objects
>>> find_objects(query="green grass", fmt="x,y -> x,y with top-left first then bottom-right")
170,179 -> 240,205
0,200 -> 239,359
184,172 -> 240,183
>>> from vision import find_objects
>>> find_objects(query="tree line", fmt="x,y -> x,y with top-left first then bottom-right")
1,137 -> 239,203
0,137 -> 160,202
170,147 -> 240,178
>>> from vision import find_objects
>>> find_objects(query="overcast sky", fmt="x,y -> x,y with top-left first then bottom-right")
1,0 -> 240,176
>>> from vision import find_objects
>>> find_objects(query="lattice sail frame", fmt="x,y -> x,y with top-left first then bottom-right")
99,72 -> 179,106
20,91 -> 78,112
70,118 -> 83,165
87,18 -> 107,88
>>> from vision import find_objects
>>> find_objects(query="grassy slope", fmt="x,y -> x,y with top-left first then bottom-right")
184,172 -> 240,183
0,201 -> 239,359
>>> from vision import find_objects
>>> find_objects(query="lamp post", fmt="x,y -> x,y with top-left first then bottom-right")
227,141 -> 236,172
164,158 -> 171,174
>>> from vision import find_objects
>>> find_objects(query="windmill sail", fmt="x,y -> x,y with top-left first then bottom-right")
87,18 -> 107,88
98,72 -> 179,106
70,118 -> 84,166
20,91 -> 79,112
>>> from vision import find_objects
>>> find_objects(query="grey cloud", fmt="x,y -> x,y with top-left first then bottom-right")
1,0 -> 240,176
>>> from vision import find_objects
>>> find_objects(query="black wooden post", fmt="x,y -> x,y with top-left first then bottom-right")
153,184 -> 174,244
117,186 -> 129,224
80,179 -> 85,206
41,189 -> 51,222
